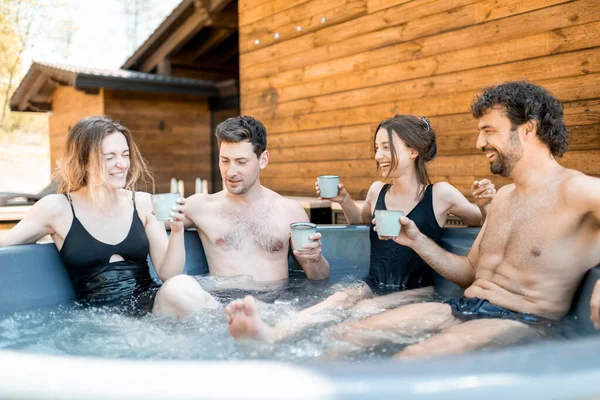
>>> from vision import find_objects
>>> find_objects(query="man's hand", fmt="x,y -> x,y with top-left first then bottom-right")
293,232 -> 324,263
315,181 -> 348,204
472,179 -> 496,208
373,216 -> 424,248
591,279 -> 600,330
168,197 -> 186,234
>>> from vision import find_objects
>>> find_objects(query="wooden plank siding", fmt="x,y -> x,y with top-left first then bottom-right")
48,87 -> 104,176
103,90 -> 213,195
239,0 -> 600,198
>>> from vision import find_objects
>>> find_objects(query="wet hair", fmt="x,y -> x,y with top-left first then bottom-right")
215,116 -> 267,158
54,116 -> 153,205
471,81 -> 569,157
374,114 -> 437,197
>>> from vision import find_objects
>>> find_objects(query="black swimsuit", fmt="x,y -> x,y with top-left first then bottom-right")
60,193 -> 158,312
368,184 -> 443,291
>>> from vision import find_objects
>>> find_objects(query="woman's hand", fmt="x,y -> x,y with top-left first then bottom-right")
168,197 -> 186,233
315,181 -> 349,203
373,216 -> 424,248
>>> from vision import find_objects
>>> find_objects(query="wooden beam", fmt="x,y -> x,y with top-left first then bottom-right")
140,7 -> 210,73
157,58 -> 172,76
192,28 -> 234,60
17,73 -> 48,111
209,0 -> 232,13
208,2 -> 238,30
169,56 -> 238,71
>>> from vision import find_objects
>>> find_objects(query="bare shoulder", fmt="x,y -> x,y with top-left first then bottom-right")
365,181 -> 386,202
273,190 -> 304,212
186,193 -> 216,213
561,170 -> 600,208
270,189 -> 308,221
496,182 -> 514,196
132,191 -> 152,212
431,181 -> 460,199
35,193 -> 71,217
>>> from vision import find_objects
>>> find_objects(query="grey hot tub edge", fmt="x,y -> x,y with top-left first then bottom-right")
0,225 -> 598,333
0,225 -> 599,400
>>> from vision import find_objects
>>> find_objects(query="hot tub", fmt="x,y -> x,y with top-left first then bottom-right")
0,226 -> 598,399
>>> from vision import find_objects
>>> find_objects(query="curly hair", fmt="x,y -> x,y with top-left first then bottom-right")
215,116 -> 267,158
471,81 -> 569,157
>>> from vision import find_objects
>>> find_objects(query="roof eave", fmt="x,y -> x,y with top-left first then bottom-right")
74,73 -> 219,97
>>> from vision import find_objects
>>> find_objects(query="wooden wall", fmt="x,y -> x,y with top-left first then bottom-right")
48,86 -> 104,174
104,90 -> 213,195
238,0 -> 600,198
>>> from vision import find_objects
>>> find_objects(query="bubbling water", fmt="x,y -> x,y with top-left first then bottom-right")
0,272 -> 579,362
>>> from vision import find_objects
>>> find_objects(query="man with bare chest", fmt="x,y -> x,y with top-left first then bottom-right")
184,116 -> 330,290
332,81 -> 600,357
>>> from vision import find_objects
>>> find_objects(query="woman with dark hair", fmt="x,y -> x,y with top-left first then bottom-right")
1,116 -> 218,317
225,114 -> 496,342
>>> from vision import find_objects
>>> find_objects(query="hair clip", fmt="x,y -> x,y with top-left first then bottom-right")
418,115 -> 431,131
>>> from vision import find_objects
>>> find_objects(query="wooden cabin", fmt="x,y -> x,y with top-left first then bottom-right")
11,0 -> 600,200
238,0 -> 600,198
10,0 -> 241,194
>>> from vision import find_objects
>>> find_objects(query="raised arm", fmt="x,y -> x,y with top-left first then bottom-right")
384,215 -> 485,288
0,194 -> 65,248
139,193 -> 186,282
288,200 -> 330,280
315,180 -> 380,225
434,180 -> 495,227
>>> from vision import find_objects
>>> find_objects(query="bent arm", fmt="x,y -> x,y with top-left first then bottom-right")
0,195 -> 60,247
395,215 -> 485,288
289,202 -> 330,280
141,194 -> 185,281
411,234 -> 477,287
295,242 -> 331,280
339,194 -> 367,224
441,182 -> 486,226
146,219 -> 185,281
341,181 -> 382,225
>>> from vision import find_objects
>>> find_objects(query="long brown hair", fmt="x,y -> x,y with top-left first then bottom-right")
54,116 -> 153,205
374,114 -> 437,198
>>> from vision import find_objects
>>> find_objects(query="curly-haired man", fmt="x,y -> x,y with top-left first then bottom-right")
331,81 -> 600,358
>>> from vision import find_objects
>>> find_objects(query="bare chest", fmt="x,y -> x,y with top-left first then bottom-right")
478,193 -> 580,272
200,208 -> 288,254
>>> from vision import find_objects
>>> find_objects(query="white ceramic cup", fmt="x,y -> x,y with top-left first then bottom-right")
290,222 -> 317,251
152,193 -> 180,221
317,175 -> 340,198
374,210 -> 405,237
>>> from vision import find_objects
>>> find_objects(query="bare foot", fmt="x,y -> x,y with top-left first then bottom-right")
225,296 -> 275,341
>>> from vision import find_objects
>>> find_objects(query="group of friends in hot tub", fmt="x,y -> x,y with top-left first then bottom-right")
2,81 -> 599,358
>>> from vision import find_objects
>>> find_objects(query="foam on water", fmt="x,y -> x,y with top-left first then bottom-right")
0,273 -> 581,362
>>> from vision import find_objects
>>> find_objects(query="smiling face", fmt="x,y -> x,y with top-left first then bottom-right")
374,128 -> 417,178
219,140 -> 268,195
476,106 -> 524,177
101,131 -> 130,189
